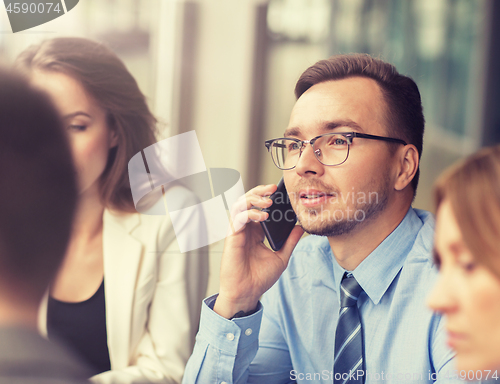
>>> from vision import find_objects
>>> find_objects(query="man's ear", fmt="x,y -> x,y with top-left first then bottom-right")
394,144 -> 419,191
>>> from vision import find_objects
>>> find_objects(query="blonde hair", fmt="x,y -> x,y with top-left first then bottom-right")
434,145 -> 500,278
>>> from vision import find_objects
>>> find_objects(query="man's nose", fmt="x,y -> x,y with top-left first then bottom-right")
294,142 -> 324,177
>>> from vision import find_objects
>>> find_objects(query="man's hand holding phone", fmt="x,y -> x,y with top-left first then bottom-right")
213,183 -> 304,319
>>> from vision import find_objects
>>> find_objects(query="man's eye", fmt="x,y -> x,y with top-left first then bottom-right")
329,137 -> 347,145
288,142 -> 300,151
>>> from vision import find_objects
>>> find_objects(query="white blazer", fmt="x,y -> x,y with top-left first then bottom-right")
38,187 -> 209,384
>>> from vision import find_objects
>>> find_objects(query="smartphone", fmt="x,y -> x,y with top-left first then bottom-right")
260,178 -> 297,251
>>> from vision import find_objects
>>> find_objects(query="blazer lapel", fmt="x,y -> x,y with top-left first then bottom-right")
102,210 -> 142,369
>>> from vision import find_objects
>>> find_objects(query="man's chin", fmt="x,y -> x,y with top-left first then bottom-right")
298,218 -> 360,237
297,208 -> 360,237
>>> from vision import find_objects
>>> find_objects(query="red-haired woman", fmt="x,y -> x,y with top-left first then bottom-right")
428,145 -> 500,375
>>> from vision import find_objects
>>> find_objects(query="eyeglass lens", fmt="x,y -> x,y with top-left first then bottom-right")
270,134 -> 349,169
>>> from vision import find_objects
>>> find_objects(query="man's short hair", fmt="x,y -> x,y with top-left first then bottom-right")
295,54 -> 425,194
0,68 -> 77,303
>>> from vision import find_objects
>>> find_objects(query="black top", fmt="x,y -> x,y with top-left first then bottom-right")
47,280 -> 111,376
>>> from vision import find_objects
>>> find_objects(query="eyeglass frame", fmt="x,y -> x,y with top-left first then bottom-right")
264,131 -> 408,170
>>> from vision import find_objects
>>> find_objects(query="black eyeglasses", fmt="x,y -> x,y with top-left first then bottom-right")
264,132 -> 407,170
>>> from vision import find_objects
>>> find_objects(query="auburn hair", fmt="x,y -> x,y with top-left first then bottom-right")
15,37 -> 157,212
434,145 -> 500,278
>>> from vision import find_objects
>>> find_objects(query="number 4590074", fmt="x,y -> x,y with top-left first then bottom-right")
6,3 -> 62,14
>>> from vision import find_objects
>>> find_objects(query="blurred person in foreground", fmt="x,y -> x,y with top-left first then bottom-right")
15,37 -> 209,384
0,67 -> 88,383
428,145 -> 500,377
183,54 -> 462,383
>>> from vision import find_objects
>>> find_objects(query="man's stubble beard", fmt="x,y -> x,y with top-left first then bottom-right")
296,178 -> 391,237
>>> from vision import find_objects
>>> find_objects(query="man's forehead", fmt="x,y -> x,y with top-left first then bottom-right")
286,77 -> 387,136
284,120 -> 365,137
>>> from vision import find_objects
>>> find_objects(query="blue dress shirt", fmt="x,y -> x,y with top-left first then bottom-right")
183,208 -> 462,384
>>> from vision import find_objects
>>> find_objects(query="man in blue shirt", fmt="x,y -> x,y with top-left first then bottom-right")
183,54 -> 459,383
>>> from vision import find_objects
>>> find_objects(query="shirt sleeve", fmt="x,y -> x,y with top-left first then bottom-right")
429,313 -> 476,384
248,292 -> 294,383
183,293 -> 296,384
182,295 -> 262,384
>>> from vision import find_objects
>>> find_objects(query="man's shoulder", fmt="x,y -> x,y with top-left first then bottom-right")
413,208 -> 435,230
406,208 -> 436,264
284,235 -> 332,277
395,208 -> 439,293
292,234 -> 331,257
264,235 -> 332,308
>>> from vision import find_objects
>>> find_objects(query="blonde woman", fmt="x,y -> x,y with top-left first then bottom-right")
428,145 -> 500,376
16,37 -> 208,384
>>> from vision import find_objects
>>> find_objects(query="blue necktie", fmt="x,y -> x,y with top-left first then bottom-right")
334,274 -> 365,384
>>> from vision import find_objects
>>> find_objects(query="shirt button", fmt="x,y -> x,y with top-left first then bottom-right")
245,328 -> 253,336
226,333 -> 235,341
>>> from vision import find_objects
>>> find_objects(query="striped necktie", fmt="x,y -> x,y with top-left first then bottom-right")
334,273 -> 365,384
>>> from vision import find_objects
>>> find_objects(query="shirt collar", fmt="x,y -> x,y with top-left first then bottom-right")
331,207 -> 424,305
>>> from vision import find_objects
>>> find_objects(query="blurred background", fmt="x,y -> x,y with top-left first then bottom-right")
1,0 -> 499,294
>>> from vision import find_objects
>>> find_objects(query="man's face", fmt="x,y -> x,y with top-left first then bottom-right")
283,77 -> 397,237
